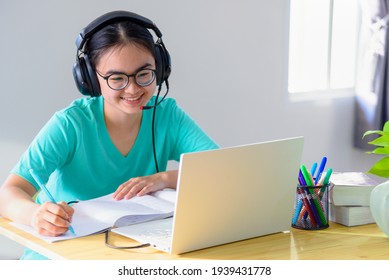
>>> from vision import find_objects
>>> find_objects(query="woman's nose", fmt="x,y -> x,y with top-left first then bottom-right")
124,78 -> 141,93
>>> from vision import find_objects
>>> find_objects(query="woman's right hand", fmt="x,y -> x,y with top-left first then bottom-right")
31,201 -> 74,237
0,174 -> 74,237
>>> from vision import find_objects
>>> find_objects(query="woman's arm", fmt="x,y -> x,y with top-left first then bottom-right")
0,174 -> 74,236
0,174 -> 37,224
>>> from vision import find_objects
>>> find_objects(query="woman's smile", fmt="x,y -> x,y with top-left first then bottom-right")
120,94 -> 143,104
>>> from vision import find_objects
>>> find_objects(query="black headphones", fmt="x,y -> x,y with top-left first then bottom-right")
73,10 -> 171,97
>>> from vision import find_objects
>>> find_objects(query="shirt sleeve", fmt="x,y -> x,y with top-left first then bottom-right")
11,112 -> 77,190
167,100 -> 219,161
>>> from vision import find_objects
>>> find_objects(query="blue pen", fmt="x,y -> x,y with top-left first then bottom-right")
298,170 -> 306,185
295,170 -> 307,221
314,157 -> 327,185
292,197 -> 303,225
310,162 -> 318,178
29,169 -> 76,235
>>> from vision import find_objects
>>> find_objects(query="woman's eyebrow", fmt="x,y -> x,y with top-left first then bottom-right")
104,63 -> 154,75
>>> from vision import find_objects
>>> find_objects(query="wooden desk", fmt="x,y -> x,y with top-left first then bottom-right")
1,217 -> 389,260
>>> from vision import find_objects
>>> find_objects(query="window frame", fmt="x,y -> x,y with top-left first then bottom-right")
287,0 -> 361,100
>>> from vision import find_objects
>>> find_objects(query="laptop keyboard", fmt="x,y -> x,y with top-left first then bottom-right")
140,228 -> 172,242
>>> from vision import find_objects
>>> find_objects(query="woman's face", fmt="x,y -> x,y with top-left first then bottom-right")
96,43 -> 157,116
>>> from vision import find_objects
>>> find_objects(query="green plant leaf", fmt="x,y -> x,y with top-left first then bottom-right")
364,121 -> 389,178
369,147 -> 389,155
368,134 -> 389,146
368,156 -> 389,178
363,130 -> 384,138
383,121 -> 389,132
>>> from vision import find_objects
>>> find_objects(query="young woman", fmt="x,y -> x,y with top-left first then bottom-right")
0,11 -> 218,259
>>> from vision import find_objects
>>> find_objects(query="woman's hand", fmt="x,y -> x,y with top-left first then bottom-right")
31,201 -> 74,237
113,170 -> 178,200
0,174 -> 74,237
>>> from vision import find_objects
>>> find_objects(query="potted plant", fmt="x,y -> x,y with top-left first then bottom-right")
363,120 -> 389,237
363,120 -> 389,178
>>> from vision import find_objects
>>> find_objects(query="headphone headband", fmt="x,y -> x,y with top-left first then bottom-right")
75,11 -> 163,50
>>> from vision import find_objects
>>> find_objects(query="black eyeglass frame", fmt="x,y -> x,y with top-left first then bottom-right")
96,69 -> 157,90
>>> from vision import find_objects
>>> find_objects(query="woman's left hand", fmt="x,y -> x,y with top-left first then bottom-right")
112,170 -> 178,200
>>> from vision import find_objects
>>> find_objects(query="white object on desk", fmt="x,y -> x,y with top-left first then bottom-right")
370,180 -> 389,237
10,190 -> 176,243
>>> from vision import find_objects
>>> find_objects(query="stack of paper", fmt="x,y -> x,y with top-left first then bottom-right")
329,204 -> 374,226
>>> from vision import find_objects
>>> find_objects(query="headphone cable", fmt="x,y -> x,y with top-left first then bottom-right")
151,94 -> 159,173
151,80 -> 169,173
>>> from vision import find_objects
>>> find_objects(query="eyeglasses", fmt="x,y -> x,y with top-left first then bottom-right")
96,69 -> 156,90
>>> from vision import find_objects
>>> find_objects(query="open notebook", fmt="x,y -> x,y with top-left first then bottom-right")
11,189 -> 176,243
113,136 -> 304,254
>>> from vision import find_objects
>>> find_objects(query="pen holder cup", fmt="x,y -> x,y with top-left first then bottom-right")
291,184 -> 329,230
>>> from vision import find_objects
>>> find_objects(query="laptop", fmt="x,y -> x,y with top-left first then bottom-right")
112,136 -> 304,254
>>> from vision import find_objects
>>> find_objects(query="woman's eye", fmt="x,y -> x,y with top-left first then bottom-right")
109,75 -> 125,83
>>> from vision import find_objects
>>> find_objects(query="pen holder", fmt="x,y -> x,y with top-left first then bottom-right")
291,184 -> 329,230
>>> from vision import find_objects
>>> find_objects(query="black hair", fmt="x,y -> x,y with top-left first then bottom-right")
85,21 -> 156,68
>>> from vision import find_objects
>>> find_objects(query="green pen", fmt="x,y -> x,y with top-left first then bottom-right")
323,168 -> 333,185
300,164 -> 314,186
300,165 -> 327,226
318,168 -> 333,200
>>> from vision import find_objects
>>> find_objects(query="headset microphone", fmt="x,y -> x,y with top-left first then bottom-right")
140,98 -> 165,110
140,80 -> 169,110
140,105 -> 156,110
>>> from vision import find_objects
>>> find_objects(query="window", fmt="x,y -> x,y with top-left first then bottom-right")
288,0 -> 360,95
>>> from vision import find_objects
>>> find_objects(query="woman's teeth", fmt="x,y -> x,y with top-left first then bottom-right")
121,96 -> 141,101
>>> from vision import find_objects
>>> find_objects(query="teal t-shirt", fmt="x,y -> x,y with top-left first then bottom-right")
12,96 -> 218,260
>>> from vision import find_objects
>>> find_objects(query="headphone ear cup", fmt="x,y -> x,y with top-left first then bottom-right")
72,55 -> 101,97
73,57 -> 91,96
83,54 -> 101,97
155,44 -> 171,86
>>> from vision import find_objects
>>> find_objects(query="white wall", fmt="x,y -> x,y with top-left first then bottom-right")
0,0 -> 379,258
